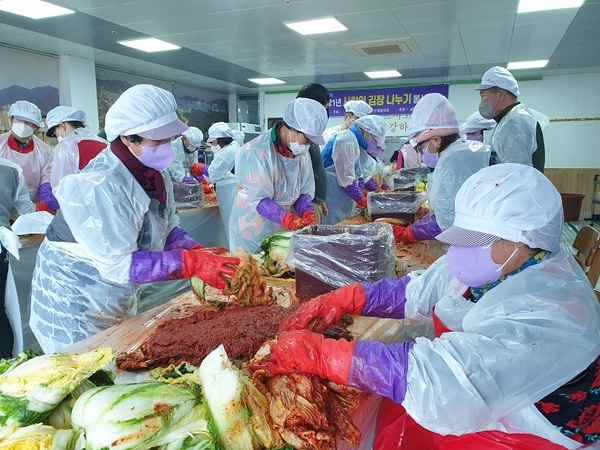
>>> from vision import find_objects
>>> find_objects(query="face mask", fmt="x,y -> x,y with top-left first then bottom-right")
211,144 -> 222,153
421,144 -> 439,168
56,136 -> 65,143
479,99 -> 496,119
184,145 -> 196,154
136,142 -> 174,170
447,243 -> 519,287
12,123 -> 34,139
366,138 -> 383,159
289,130 -> 310,156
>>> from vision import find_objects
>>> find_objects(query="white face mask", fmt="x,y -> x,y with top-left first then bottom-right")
12,122 -> 34,139
211,144 -> 222,153
288,130 -> 310,155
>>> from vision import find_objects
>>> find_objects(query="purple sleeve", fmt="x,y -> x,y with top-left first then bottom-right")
202,165 -> 210,177
129,249 -> 184,283
411,214 -> 442,241
39,182 -> 60,211
358,178 -> 365,189
364,178 -> 379,191
360,277 -> 409,319
349,340 -> 414,403
381,179 -> 390,190
342,183 -> 364,202
256,197 -> 287,224
293,193 -> 314,216
164,226 -> 199,250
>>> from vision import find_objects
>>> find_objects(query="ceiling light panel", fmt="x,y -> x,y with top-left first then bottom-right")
0,0 -> 74,19
285,17 -> 347,35
364,70 -> 402,79
118,38 -> 181,52
517,0 -> 585,14
507,60 -> 549,69
248,78 -> 285,85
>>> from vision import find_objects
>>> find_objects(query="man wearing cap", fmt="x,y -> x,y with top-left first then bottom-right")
229,98 -> 327,253
322,99 -> 374,146
475,66 -> 545,172
252,164 -> 600,449
191,122 -> 238,242
41,106 -> 108,214
460,111 -> 496,143
0,100 -> 53,204
29,84 -> 240,353
167,126 -> 203,184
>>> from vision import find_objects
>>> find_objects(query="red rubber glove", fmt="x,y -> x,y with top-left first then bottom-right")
279,283 -> 366,333
301,210 -> 316,225
356,197 -> 368,210
249,329 -> 356,386
392,224 -> 416,243
182,247 -> 239,292
190,162 -> 206,178
281,212 -> 306,231
35,200 -> 56,215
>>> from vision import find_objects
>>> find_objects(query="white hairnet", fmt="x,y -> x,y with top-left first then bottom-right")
283,98 -> 328,146
9,100 -> 42,127
475,66 -> 520,96
232,129 -> 245,145
104,84 -> 188,142
461,111 -> 496,134
407,93 -> 459,141
354,115 -> 388,149
344,100 -> 373,117
46,106 -> 87,137
182,126 -> 203,147
436,164 -> 563,252
206,122 -> 233,142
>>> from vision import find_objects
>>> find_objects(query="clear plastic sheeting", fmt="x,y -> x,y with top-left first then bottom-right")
389,167 -> 431,191
288,223 -> 396,297
172,181 -> 203,209
367,192 -> 427,222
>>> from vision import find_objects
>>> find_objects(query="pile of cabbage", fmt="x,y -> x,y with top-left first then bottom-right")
0,346 -> 291,450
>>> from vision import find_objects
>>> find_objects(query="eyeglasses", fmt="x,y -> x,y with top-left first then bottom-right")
416,140 -> 430,152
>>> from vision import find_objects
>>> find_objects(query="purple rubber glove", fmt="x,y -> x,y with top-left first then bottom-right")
181,175 -> 198,184
342,183 -> 364,202
256,197 -> 287,224
360,277 -> 409,319
201,165 -> 209,177
358,178 -> 365,190
381,179 -> 391,190
193,175 -> 204,184
164,226 -> 199,251
129,249 -> 184,283
364,178 -> 379,191
411,214 -> 443,241
38,182 -> 60,211
349,340 -> 414,403
293,193 -> 313,216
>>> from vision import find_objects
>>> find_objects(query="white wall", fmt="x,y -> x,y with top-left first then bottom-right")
265,72 -> 600,169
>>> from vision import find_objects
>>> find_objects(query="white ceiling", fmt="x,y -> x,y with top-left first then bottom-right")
0,0 -> 599,95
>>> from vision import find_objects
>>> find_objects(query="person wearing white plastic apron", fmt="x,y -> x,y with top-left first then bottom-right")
228,98 -> 327,254
40,106 -> 108,214
252,164 -> 600,449
29,85 -> 240,354
321,115 -> 384,225
191,122 -> 238,243
392,93 -> 491,243
355,115 -> 390,193
0,157 -> 35,357
167,126 -> 204,184
322,100 -> 373,147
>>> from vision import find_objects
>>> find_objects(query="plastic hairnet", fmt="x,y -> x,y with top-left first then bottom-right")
407,93 -> 459,141
283,98 -> 328,145
436,164 -> 563,252
45,106 -> 87,136
461,112 -> 496,134
182,126 -> 204,147
232,129 -> 245,145
9,100 -> 42,127
104,84 -> 188,141
344,100 -> 373,117
206,122 -> 233,142
475,66 -> 520,96
354,115 -> 388,149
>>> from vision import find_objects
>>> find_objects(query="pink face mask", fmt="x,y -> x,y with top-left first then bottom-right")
421,148 -> 439,168
136,142 -> 174,170
447,243 -> 503,287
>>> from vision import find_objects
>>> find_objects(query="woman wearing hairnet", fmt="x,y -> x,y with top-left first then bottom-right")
0,101 -> 53,208
321,114 -> 386,225
29,85 -> 239,353
393,93 -> 491,243
228,98 -> 327,254
190,122 -> 238,243
460,111 -> 496,143
355,115 -> 391,193
167,126 -> 203,184
322,100 -> 373,146
39,106 -> 108,214
252,164 -> 600,449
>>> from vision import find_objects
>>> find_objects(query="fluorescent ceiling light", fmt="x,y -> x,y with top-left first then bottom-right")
517,0 -> 585,13
285,17 -> 347,35
507,60 -> 548,70
248,78 -> 285,85
365,70 -> 402,79
118,38 -> 180,53
0,0 -> 74,19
